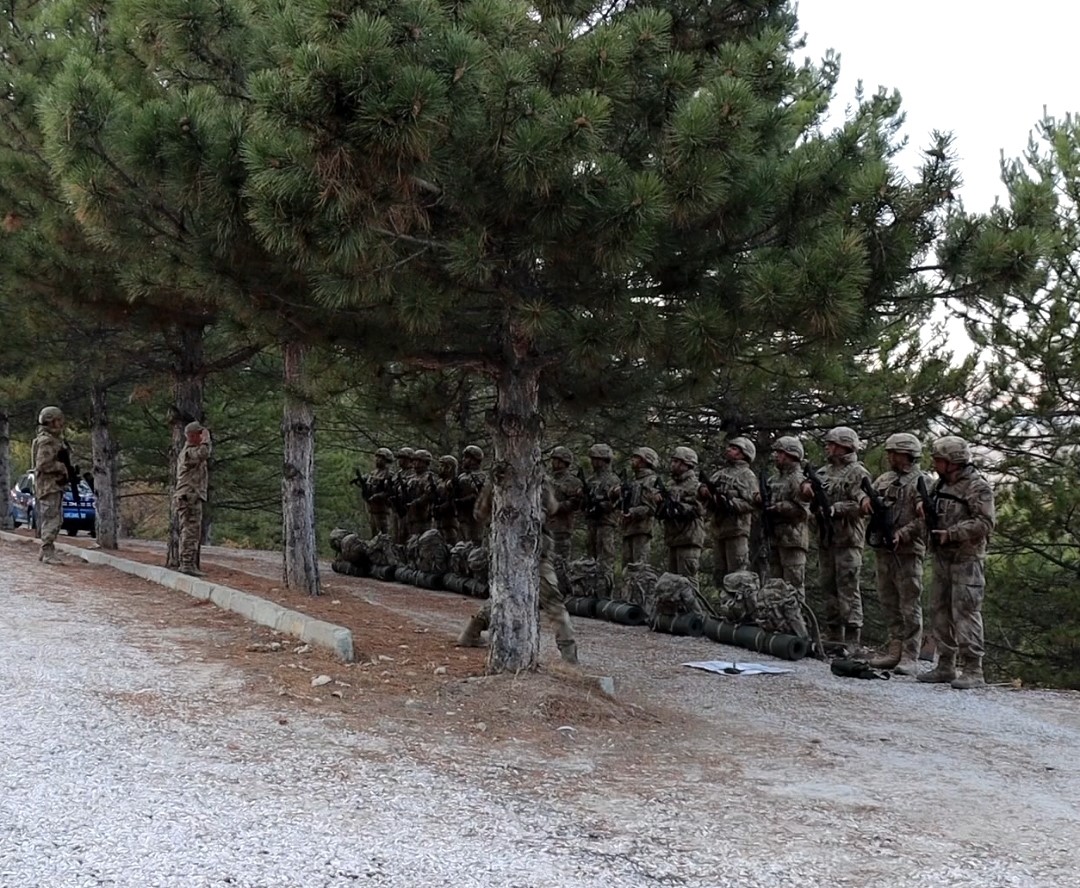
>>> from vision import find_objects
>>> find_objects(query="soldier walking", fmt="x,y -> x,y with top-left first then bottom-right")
620,447 -> 661,567
174,420 -> 212,576
32,406 -> 73,565
917,436 -> 995,690
702,436 -> 758,585
762,436 -> 812,593
546,446 -> 583,563
455,445 -> 487,543
655,447 -> 706,589
866,433 -> 928,675
583,443 -> 621,581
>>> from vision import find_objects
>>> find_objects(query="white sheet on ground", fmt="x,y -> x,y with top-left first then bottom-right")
682,660 -> 792,676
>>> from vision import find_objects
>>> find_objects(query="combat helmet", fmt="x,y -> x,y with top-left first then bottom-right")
931,435 -> 972,465
550,445 -> 574,465
413,449 -> 433,463
396,446 -> 415,460
728,436 -> 757,462
771,436 -> 805,460
439,454 -> 459,473
588,443 -> 614,461
884,433 -> 922,458
671,446 -> 698,468
824,426 -> 861,451
633,446 -> 660,469
184,420 -> 204,436
38,405 -> 64,426
375,447 -> 394,461
462,444 -> 484,462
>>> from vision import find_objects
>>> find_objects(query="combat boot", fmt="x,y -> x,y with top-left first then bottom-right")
845,626 -> 868,658
893,641 -> 921,676
179,563 -> 205,577
951,657 -> 985,690
455,615 -> 486,647
868,639 -> 902,670
557,639 -> 579,665
41,549 -> 64,565
916,651 -> 957,683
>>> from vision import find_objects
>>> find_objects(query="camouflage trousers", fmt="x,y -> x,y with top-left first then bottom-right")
819,545 -> 864,630
929,549 -> 985,661
875,551 -> 924,659
367,507 -> 390,538
667,545 -> 702,592
711,534 -> 750,587
458,516 -> 482,545
767,546 -> 806,594
622,533 -> 652,567
471,555 -> 575,656
436,519 -> 459,546
37,492 -> 62,552
551,531 -> 574,564
586,524 -> 617,577
175,494 -> 204,569
390,511 -> 408,546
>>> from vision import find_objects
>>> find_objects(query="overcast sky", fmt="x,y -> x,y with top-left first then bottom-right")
797,1 -> 1080,212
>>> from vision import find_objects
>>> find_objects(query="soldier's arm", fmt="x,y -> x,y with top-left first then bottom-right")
893,478 -> 926,544
831,468 -> 871,518
731,471 -> 758,515
942,480 -> 996,543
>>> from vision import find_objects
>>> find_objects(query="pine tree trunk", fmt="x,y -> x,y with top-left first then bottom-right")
282,340 -> 321,596
90,384 -> 119,549
166,325 -> 206,568
486,357 -> 543,674
0,410 -> 12,531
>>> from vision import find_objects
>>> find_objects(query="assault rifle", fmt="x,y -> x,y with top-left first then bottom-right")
577,467 -> 611,520
700,470 -> 735,516
619,471 -> 636,516
58,445 -> 81,501
390,474 -> 408,516
803,462 -> 834,547
755,469 -> 774,566
860,475 -> 896,550
916,474 -> 940,545
654,478 -> 689,522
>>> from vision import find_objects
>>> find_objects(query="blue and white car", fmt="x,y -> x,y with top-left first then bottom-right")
9,470 -> 97,537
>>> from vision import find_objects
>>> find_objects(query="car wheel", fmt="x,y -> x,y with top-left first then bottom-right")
28,509 -> 35,530
90,522 -> 97,539
66,527 -> 78,537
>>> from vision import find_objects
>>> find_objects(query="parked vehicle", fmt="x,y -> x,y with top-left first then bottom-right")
8,470 -> 97,537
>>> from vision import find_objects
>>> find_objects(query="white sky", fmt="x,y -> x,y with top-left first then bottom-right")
797,1 -> 1080,212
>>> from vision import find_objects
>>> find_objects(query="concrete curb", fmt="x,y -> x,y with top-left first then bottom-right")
0,531 -> 355,662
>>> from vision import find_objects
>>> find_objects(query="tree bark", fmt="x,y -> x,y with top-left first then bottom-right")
282,340 -> 321,596
167,324 -> 206,568
486,354 -> 543,674
0,410 -> 12,530
90,383 -> 119,549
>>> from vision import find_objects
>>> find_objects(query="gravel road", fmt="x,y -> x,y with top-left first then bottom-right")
2,539 -> 1078,887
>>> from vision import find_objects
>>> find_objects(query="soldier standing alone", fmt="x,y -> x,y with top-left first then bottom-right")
917,436 -> 995,690
32,405 -> 73,565
175,420 -> 212,576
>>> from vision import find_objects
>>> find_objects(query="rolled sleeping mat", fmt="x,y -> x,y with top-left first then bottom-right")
394,567 -> 418,586
565,596 -> 600,618
595,598 -> 648,626
369,564 -> 398,582
442,574 -> 470,595
702,617 -> 809,661
414,572 -> 445,591
331,559 -> 369,578
650,611 -> 705,637
464,579 -> 489,599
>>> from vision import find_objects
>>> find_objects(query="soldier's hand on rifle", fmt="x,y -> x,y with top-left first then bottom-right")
931,529 -> 950,545
915,500 -> 925,518
860,497 -> 874,516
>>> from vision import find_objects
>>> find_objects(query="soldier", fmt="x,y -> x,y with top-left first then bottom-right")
654,446 -> 707,590
457,477 -> 578,664
389,446 -> 414,545
865,433 -> 928,675
433,455 -> 460,544
404,449 -> 436,539
31,406 -> 73,565
814,426 -> 871,651
546,446 -> 583,562
917,436 -> 995,690
174,420 -> 212,576
620,447 -> 661,567
455,445 -> 487,543
359,447 -> 394,537
762,436 -> 812,593
583,443 -> 622,581
702,436 -> 758,586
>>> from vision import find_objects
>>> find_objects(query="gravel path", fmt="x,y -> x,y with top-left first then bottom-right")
3,540 -> 1079,887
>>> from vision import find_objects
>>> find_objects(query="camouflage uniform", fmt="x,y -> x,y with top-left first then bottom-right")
918,436 -> 995,689
868,433 -> 928,673
764,437 -> 811,593
660,447 -> 706,590
404,450 -> 436,539
31,406 -> 70,563
620,447 -> 660,567
455,445 -> 487,544
390,447 -> 414,546
174,421 -> 211,574
546,446 -> 583,563
433,455 -> 460,544
706,437 -> 758,584
816,427 -> 871,645
361,448 -> 394,537
583,444 -> 621,580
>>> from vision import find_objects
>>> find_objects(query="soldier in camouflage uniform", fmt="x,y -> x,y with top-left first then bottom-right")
654,446 -> 707,590
815,426 -> 871,650
583,443 -> 621,582
457,478 -> 578,664
620,446 -> 661,567
702,436 -> 758,586
174,420 -> 212,576
360,447 -> 394,537
404,449 -> 436,539
455,445 -> 487,544
31,406 -> 73,565
546,446 -> 583,563
866,433 -> 928,676
917,436 -> 996,690
390,446 -> 414,545
763,436 -> 812,593
433,455 -> 460,544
